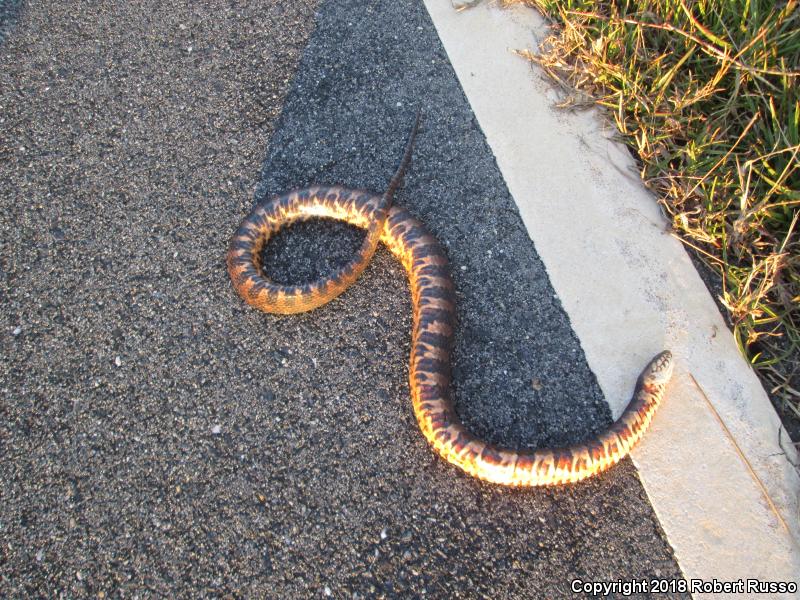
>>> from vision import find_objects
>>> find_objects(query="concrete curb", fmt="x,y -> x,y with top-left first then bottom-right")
423,0 -> 800,590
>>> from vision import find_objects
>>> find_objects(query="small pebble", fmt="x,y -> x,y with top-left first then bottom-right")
114,356 -> 122,367
324,586 -> 332,596
12,326 -> 21,336
211,424 -> 221,434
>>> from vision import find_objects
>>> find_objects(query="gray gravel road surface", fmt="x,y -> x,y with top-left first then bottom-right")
0,0 -> 20,43
1,0 -> 684,597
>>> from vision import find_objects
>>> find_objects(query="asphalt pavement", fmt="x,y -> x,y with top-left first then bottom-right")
0,0 -> 19,43
1,0 -> 685,597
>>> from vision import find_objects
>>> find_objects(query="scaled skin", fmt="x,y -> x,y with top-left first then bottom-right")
227,186 -> 674,486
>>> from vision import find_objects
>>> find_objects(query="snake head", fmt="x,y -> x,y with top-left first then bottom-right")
641,350 -> 674,388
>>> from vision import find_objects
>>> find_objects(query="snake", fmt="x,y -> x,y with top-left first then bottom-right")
226,114 -> 674,486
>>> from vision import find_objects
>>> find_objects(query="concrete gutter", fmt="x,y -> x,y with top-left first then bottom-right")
423,0 -> 800,590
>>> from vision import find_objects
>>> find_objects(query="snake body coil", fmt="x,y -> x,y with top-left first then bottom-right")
227,116 -> 673,486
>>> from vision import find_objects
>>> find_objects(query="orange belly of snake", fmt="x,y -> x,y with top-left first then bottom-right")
226,184 -> 674,486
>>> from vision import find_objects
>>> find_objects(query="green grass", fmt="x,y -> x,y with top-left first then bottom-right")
509,0 -> 800,429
